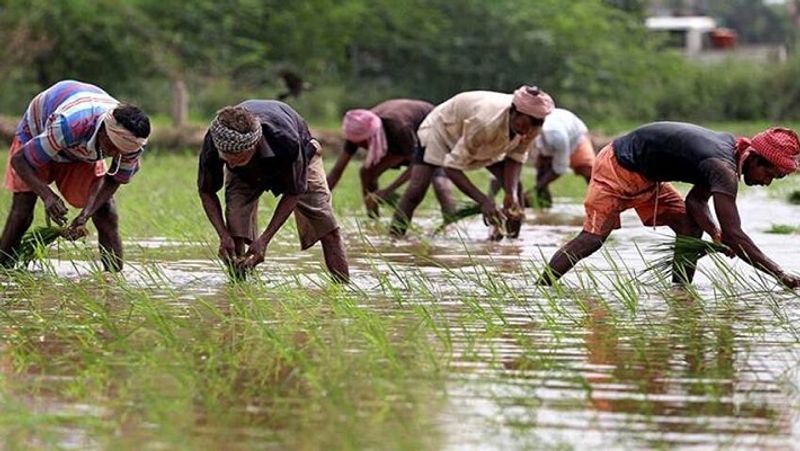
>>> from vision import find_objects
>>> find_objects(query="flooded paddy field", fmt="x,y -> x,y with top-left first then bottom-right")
1,153 -> 800,449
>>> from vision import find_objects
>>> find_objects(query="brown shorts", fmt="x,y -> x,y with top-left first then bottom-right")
583,145 -> 686,236
225,149 -> 339,250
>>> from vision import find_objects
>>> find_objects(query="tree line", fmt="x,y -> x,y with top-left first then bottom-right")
0,0 -> 798,128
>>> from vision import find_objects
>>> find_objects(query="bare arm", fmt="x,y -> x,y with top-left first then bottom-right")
257,194 -> 300,245
685,185 -> 720,240
199,190 -> 230,239
535,159 -> 560,191
10,151 -> 67,224
378,167 -> 412,196
242,193 -> 301,268
444,167 -> 489,205
444,167 -> 503,225
503,159 -> 523,207
326,151 -> 353,190
74,176 -> 120,224
714,193 -> 796,285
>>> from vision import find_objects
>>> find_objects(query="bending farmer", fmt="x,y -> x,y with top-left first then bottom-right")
1,80 -> 150,271
198,101 -> 349,282
531,107 -> 594,207
326,99 -> 456,218
390,86 -> 554,237
538,122 -> 800,288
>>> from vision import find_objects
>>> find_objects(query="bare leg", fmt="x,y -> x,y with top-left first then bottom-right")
664,212 -> 703,284
485,162 -> 525,237
431,169 -> 457,217
389,164 -> 436,237
91,199 -> 123,272
538,231 -> 608,285
487,177 -> 502,200
320,228 -> 349,283
0,192 -> 37,266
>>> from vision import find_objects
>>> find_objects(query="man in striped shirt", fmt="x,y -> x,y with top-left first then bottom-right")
1,80 -> 151,271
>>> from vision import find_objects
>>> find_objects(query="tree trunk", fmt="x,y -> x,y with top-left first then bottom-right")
171,78 -> 188,127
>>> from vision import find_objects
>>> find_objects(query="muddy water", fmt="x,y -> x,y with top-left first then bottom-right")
6,193 -> 800,449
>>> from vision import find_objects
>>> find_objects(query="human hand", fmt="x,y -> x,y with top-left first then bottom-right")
218,233 -> 236,263
43,192 -> 68,226
62,216 -> 88,241
480,197 -> 505,227
712,230 -> 736,258
779,272 -> 800,289
364,192 -> 381,218
503,194 -> 524,221
241,236 -> 268,270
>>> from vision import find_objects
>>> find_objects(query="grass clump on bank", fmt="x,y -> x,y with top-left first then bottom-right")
767,224 -> 800,234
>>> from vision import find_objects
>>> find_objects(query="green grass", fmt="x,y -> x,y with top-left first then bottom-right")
767,224 -> 800,234
788,190 -> 800,205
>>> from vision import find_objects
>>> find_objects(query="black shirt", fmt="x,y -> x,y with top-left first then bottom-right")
344,99 -> 434,159
613,122 -> 739,196
198,100 -> 316,196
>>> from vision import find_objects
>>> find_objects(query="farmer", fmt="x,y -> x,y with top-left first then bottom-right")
326,99 -> 456,218
530,107 -> 594,207
0,80 -> 151,271
538,122 -> 800,288
488,107 -> 594,207
389,86 -> 555,237
198,100 -> 349,282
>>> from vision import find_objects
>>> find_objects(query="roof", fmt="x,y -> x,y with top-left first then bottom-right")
645,16 -> 717,32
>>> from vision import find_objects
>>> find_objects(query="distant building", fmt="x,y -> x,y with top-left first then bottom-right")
645,15 -> 717,55
645,15 -> 787,64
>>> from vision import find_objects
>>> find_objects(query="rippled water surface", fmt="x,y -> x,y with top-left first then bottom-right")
2,193 -> 800,449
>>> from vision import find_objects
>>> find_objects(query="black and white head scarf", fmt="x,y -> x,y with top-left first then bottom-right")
209,115 -> 263,154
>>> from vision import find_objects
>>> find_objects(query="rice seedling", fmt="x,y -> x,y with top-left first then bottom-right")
788,190 -> 800,205
434,202 -> 482,234
1,151 -> 799,449
645,235 -> 729,276
9,225 -> 65,268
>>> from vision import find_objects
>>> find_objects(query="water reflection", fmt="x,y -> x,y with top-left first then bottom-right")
0,195 -> 799,449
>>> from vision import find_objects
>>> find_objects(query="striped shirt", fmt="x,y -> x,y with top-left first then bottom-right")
16,80 -> 142,183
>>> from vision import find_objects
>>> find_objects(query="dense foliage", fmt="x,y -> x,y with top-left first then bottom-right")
0,0 -> 797,125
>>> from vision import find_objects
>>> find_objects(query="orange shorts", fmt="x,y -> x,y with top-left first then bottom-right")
4,137 -> 106,208
569,134 -> 595,169
583,145 -> 686,236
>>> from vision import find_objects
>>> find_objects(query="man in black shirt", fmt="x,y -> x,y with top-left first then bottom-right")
198,100 -> 349,282
539,122 -> 800,287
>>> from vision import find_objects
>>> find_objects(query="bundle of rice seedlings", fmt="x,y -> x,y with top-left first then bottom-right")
788,190 -> 800,205
646,235 -> 729,275
435,202 -> 525,237
364,191 -> 402,219
434,202 -> 482,234
377,191 -> 400,207
224,261 -> 249,283
11,225 -> 65,268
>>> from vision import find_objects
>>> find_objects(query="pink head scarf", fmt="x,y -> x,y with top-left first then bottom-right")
735,127 -> 800,176
512,85 -> 555,119
342,109 -> 387,168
